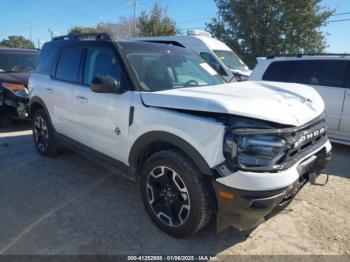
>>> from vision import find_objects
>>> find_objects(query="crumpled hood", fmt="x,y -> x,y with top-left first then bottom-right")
141,81 -> 325,126
0,72 -> 31,86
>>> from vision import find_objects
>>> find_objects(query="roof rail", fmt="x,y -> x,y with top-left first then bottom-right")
267,53 -> 350,59
52,33 -> 112,41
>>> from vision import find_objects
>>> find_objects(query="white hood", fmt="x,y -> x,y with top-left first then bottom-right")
141,81 -> 325,126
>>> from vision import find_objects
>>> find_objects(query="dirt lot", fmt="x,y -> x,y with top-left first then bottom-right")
0,123 -> 349,256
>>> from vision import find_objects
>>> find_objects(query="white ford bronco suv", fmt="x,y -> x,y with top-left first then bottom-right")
29,33 -> 331,238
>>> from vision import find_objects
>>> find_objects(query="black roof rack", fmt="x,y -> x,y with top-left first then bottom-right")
267,53 -> 350,59
52,33 -> 112,41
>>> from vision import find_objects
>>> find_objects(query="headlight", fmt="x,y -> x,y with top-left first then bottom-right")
224,130 -> 287,170
2,82 -> 28,97
237,135 -> 286,168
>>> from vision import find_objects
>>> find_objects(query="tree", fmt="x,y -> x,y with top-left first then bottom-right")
96,16 -> 135,40
207,0 -> 334,67
137,2 -> 178,37
68,26 -> 97,35
0,36 -> 35,49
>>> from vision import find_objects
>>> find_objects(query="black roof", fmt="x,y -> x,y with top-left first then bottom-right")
0,47 -> 39,54
48,33 -> 188,53
118,40 -> 190,53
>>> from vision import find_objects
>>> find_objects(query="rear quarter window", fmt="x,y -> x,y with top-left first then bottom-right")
262,61 -> 291,82
263,60 -> 349,88
36,43 -> 60,74
55,47 -> 83,83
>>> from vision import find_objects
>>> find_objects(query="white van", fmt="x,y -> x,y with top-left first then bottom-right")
135,30 -> 251,82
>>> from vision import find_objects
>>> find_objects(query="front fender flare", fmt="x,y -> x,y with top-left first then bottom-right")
29,96 -> 53,126
129,131 -> 214,176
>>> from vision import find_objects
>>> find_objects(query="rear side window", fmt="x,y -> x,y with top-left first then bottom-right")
83,48 -> 123,86
261,61 -> 291,82
55,47 -> 83,82
263,60 -> 349,88
37,44 -> 60,74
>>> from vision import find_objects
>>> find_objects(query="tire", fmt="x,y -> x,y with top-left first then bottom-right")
140,149 -> 212,238
32,108 -> 61,157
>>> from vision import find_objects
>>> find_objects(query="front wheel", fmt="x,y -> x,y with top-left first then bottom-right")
32,109 -> 61,157
140,149 -> 212,238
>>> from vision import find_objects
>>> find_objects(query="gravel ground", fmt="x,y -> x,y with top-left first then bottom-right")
0,123 -> 349,256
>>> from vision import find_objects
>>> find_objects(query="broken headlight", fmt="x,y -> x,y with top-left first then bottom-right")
236,135 -> 286,168
223,120 -> 288,170
1,82 -> 28,98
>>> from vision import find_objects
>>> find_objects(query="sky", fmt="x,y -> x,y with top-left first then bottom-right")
0,0 -> 349,52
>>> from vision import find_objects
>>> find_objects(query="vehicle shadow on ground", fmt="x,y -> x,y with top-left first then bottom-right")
325,143 -> 350,180
0,120 -> 31,133
1,132 -> 347,255
0,133 -> 249,255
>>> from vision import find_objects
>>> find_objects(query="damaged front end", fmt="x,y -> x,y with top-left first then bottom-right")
0,82 -> 29,120
212,114 -> 331,232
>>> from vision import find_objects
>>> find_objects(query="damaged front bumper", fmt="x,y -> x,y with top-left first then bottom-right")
0,91 -> 29,119
212,140 -> 332,232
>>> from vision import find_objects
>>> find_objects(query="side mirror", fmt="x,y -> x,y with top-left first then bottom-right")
90,76 -> 123,94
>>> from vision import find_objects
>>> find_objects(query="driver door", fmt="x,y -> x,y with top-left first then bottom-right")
73,45 -> 131,162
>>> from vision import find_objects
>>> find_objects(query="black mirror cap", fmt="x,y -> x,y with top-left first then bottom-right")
90,76 -> 123,94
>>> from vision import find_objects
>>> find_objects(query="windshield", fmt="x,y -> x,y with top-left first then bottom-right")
124,47 -> 224,92
0,53 -> 38,73
214,50 -> 249,71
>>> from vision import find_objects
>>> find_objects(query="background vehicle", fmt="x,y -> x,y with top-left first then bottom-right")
135,30 -> 251,82
29,33 -> 331,238
0,47 -> 39,126
250,54 -> 350,145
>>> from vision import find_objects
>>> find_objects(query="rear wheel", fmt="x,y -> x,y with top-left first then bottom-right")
140,149 -> 212,238
32,109 -> 61,157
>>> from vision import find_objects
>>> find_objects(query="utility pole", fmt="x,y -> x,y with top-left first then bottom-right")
131,0 -> 137,37
29,19 -> 32,41
48,28 -> 54,39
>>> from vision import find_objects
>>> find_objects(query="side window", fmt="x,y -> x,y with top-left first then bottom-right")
263,60 -> 348,88
37,43 -> 60,74
289,60 -> 348,88
200,52 -> 226,75
262,61 -> 292,82
83,48 -> 123,86
55,47 -> 83,82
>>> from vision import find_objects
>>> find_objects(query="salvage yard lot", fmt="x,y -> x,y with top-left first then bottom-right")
0,124 -> 349,255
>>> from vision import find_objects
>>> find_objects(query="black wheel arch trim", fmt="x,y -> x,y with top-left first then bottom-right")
129,131 -> 214,177
29,96 -> 53,126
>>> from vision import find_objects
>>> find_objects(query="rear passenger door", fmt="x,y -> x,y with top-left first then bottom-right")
73,45 -> 132,162
51,46 -> 83,138
289,60 -> 348,133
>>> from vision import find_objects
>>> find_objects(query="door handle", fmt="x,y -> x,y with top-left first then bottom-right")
45,88 -> 53,94
75,96 -> 88,103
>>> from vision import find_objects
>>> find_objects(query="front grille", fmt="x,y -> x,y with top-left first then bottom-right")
281,119 -> 327,163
